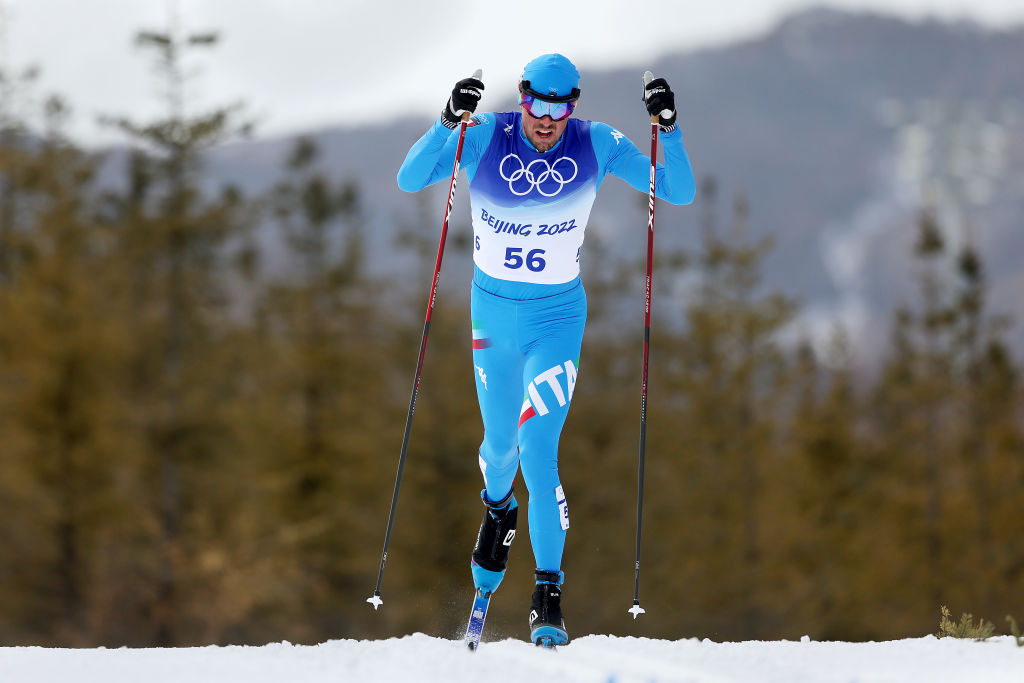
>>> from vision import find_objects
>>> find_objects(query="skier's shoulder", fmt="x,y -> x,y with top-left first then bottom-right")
587,120 -> 625,142
587,120 -> 634,157
461,111 -> 506,145
467,112 -> 498,129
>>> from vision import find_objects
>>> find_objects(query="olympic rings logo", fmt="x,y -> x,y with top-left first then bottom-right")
499,154 -> 579,197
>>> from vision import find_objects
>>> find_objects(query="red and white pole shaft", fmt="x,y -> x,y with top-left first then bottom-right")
630,70 -> 660,620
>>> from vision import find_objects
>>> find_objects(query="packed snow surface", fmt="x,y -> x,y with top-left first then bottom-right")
2,633 -> 1023,682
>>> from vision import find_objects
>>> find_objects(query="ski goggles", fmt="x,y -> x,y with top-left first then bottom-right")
519,82 -> 580,121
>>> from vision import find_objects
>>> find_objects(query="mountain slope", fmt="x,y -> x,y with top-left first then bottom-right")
204,7 -> 1024,352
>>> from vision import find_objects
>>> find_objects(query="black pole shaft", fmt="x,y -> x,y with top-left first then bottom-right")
632,116 -> 659,613
368,112 -> 471,608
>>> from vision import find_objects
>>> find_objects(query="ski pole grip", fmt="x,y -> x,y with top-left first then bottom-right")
462,68 -> 484,122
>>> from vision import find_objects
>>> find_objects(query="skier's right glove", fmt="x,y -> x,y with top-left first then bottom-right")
441,75 -> 484,129
643,77 -> 677,133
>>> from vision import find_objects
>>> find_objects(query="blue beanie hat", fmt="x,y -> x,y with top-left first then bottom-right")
521,53 -> 581,100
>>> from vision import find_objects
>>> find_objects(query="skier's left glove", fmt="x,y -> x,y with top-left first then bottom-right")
441,75 -> 485,130
643,77 -> 677,133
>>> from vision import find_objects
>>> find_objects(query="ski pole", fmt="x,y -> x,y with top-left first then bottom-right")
629,70 -> 659,620
368,70 -> 481,611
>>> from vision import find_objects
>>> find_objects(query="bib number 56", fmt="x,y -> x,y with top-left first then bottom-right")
503,247 -> 546,272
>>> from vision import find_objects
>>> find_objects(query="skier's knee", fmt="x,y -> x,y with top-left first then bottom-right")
480,441 -> 517,472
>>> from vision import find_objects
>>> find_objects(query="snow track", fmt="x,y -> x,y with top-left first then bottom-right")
2,633 -> 1023,682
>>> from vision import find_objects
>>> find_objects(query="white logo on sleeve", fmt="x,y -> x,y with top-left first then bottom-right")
610,129 -> 624,145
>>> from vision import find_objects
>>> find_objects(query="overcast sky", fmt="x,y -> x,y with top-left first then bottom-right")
2,0 -> 1023,144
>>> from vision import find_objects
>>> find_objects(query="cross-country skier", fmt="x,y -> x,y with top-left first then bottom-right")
397,53 -> 695,646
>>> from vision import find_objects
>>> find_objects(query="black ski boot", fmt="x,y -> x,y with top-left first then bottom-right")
529,570 -> 568,647
470,489 -> 518,596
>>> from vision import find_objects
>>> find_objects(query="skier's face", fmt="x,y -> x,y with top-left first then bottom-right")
520,108 -> 569,152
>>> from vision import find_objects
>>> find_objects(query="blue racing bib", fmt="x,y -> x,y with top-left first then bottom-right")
469,113 -> 599,285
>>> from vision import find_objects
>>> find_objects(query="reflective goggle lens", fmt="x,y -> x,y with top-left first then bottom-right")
521,93 -> 576,121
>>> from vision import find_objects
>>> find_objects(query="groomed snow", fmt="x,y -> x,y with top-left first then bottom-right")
2,633 -> 1024,682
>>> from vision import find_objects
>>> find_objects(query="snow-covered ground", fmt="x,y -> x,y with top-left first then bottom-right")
2,633 -> 1023,683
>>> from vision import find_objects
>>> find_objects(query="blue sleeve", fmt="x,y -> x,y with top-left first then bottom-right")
396,114 -> 494,192
590,122 -> 696,205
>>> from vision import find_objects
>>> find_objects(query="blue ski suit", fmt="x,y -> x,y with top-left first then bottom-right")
398,110 -> 695,575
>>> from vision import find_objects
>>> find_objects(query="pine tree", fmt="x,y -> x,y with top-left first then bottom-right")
946,237 -> 1022,617
246,137 -> 398,641
0,96 -> 123,645
99,15 -> 253,645
870,206 -> 1023,635
785,334 -> 872,639
656,177 -> 797,639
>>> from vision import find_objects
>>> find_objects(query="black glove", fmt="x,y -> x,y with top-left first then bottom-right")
643,77 -> 677,133
441,76 -> 484,129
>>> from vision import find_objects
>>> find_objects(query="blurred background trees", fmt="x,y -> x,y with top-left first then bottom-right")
0,16 -> 1021,648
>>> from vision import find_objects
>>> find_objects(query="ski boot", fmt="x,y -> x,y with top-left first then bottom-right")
529,570 -> 569,647
470,488 -> 518,597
